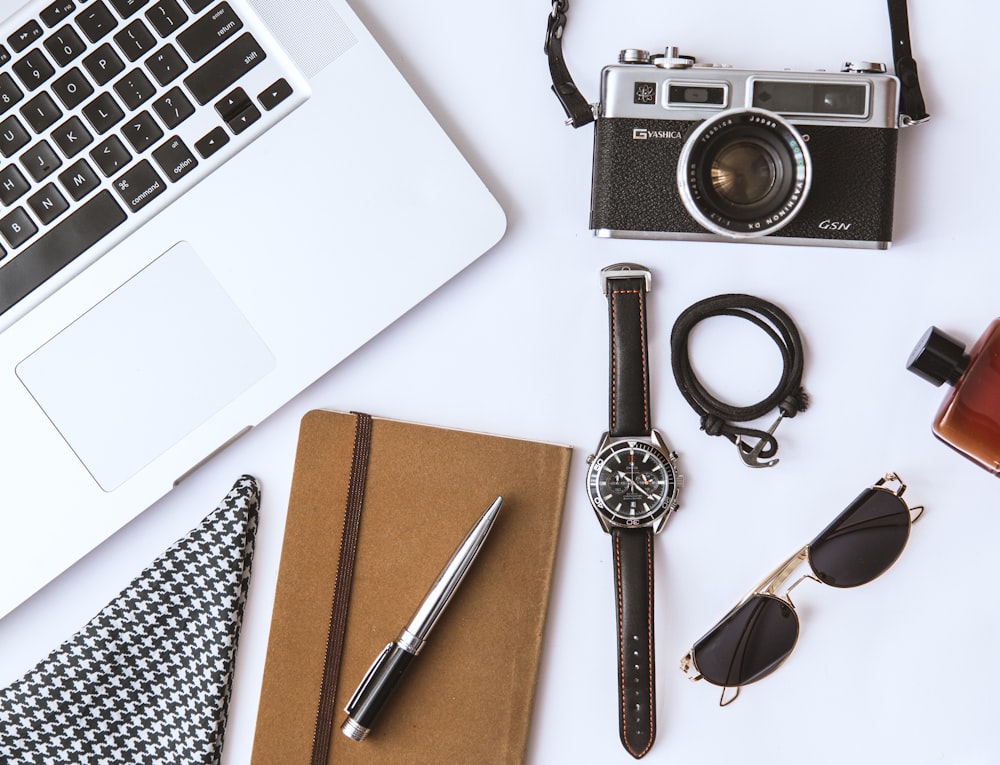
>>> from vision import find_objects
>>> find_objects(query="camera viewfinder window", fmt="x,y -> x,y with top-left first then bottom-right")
751,81 -> 869,118
668,84 -> 727,108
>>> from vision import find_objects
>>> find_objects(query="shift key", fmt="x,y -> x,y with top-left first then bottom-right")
183,33 -> 266,105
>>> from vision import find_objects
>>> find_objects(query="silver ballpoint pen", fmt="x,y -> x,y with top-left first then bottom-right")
340,496 -> 503,742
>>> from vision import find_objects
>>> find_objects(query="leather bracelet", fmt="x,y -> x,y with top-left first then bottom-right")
670,294 -> 808,468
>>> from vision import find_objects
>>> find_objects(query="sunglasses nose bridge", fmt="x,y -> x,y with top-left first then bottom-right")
758,544 -> 810,597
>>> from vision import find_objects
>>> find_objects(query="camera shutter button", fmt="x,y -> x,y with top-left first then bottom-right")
842,61 -> 887,74
654,46 -> 695,69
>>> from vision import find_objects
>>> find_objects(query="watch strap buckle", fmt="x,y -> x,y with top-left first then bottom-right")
600,263 -> 651,295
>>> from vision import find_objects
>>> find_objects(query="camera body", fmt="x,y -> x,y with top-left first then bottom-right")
591,48 -> 903,249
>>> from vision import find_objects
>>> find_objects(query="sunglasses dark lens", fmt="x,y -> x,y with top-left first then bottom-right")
692,594 -> 799,688
808,487 -> 910,588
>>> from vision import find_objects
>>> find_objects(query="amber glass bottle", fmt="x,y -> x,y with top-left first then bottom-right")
907,321 -> 1000,475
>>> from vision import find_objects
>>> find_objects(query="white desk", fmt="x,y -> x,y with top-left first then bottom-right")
2,1 -> 997,763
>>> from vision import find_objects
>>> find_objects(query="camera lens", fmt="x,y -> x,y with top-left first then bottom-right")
710,140 -> 780,208
677,109 -> 811,238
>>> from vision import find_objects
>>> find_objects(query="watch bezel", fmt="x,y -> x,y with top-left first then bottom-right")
586,432 -> 680,533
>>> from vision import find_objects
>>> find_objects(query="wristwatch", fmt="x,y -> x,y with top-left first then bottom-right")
586,263 -> 683,759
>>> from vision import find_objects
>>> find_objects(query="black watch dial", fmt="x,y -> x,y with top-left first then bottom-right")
587,440 -> 678,527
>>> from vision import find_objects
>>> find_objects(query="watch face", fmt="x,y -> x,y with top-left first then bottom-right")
587,440 -> 678,528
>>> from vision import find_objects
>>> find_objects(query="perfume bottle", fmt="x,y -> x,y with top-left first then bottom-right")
907,321 -> 1000,475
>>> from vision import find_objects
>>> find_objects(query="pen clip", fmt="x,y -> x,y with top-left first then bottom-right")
345,642 -> 394,715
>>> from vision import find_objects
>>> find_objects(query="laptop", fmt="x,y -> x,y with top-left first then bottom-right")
0,0 -> 506,618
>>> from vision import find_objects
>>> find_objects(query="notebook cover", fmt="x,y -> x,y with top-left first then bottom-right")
250,410 -> 572,765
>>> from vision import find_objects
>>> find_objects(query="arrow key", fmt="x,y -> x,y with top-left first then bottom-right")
194,126 -> 229,159
258,78 -> 292,111
226,102 -> 260,135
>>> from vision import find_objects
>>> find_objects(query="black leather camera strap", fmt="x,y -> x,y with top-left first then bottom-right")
545,0 -> 928,128
887,0 -> 929,124
544,0 -> 595,127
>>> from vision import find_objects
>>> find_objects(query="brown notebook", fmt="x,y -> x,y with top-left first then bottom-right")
251,410 -> 572,765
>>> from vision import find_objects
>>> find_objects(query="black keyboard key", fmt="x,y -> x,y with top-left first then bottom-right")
183,0 -> 213,12
0,73 -> 24,116
90,134 -> 131,175
52,115 -> 94,157
176,2 -> 242,62
258,78 -> 292,111
28,183 -> 69,225
20,92 -> 62,133
83,43 -> 126,85
76,1 -> 119,43
114,68 -> 155,109
109,0 -> 151,18
152,135 -> 197,182
227,102 -> 259,134
8,21 -> 43,53
194,125 -> 227,157
82,91 -> 125,133
13,50 -> 56,92
0,191 -> 127,316
152,86 -> 194,128
0,165 -> 30,205
146,0 -> 188,37
214,86 -> 247,121
0,116 -> 30,157
121,110 -> 163,152
0,207 -> 38,248
112,158 -> 164,212
52,67 -> 95,109
58,158 -> 101,200
21,140 -> 63,182
41,1 -> 78,28
44,24 -> 87,66
145,43 -> 187,85
184,33 -> 265,105
0,46 -> 10,67
114,19 -> 156,61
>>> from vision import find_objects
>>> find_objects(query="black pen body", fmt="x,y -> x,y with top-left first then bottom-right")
341,641 -> 416,741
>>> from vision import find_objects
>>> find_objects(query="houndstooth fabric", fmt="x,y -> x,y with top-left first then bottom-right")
0,474 -> 260,765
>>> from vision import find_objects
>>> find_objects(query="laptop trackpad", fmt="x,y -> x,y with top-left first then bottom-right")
16,242 -> 276,492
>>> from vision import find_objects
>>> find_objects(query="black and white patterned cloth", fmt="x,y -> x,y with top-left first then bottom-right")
0,475 -> 260,765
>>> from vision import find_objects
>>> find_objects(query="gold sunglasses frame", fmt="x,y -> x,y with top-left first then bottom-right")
680,472 -> 924,706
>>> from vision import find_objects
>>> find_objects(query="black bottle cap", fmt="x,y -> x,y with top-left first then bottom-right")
906,326 -> 970,387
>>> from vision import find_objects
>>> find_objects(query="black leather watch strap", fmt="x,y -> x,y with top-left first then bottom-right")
604,265 -> 652,438
612,527 -> 656,759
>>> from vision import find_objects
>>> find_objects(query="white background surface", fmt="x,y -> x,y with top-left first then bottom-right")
2,1 -> 998,763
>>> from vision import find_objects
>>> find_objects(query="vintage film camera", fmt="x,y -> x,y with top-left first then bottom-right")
545,2 -> 929,249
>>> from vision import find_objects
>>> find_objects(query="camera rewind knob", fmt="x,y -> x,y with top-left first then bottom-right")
619,49 -> 651,64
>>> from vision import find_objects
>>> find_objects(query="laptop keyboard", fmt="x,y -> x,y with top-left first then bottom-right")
0,0 -> 307,319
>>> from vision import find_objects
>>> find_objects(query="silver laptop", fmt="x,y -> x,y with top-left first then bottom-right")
0,0 -> 506,618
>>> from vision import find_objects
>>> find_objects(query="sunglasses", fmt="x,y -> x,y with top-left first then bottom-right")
680,472 -> 924,705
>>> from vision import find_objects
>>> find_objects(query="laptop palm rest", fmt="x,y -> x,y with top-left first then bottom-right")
15,242 -> 275,492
